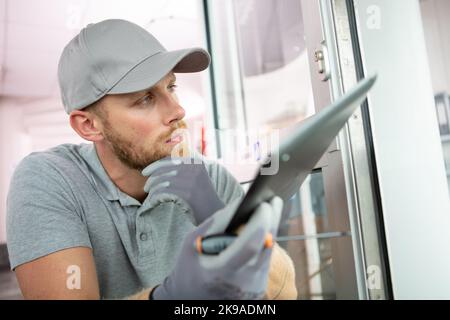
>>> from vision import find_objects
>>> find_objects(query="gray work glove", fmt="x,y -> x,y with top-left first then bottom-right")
142,155 -> 225,224
151,195 -> 283,300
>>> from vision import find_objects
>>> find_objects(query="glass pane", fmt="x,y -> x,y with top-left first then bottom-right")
278,236 -> 353,300
207,0 -> 316,162
420,0 -> 450,195
241,171 -> 344,236
210,0 -> 359,299
232,0 -> 316,130
278,171 -> 338,237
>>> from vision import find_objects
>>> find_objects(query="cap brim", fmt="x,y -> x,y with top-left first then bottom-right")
107,48 -> 210,95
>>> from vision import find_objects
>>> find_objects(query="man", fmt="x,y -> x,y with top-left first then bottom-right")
6,19 -> 296,300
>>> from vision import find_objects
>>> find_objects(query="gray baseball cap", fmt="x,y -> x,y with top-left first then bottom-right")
58,19 -> 211,114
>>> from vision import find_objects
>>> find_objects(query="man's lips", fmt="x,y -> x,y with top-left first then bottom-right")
165,134 -> 183,144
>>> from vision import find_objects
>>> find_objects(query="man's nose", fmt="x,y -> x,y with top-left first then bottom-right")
165,96 -> 186,126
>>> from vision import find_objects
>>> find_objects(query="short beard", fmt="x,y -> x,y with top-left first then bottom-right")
102,120 -> 178,171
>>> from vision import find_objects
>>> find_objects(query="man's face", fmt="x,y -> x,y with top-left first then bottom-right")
95,72 -> 186,170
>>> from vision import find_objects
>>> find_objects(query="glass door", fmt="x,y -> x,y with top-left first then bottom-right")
203,0 -> 388,299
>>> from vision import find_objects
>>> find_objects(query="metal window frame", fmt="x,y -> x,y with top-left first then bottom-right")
317,0 -> 392,299
343,0 -> 393,299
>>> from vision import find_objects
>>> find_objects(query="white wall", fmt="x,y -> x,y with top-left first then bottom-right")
0,99 -> 24,244
420,0 -> 450,94
354,0 -> 450,299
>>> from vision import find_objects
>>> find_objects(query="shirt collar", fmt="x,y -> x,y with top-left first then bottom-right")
79,143 -> 142,207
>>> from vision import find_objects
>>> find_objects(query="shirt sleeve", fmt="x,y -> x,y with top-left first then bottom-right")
204,160 -> 246,205
6,153 -> 92,270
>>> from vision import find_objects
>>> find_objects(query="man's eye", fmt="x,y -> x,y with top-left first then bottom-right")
169,84 -> 178,91
138,95 -> 153,105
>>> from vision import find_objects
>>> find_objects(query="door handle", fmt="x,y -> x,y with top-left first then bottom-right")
314,41 -> 331,81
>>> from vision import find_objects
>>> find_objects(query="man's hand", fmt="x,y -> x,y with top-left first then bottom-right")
152,196 -> 283,300
142,156 -> 297,299
142,155 -> 225,224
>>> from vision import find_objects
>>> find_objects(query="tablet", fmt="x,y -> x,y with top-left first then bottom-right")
225,75 -> 377,233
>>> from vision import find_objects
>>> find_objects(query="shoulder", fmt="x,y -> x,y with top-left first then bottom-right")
14,143 -> 81,168
6,145 -> 93,270
7,143 -> 90,213
12,143 -> 88,183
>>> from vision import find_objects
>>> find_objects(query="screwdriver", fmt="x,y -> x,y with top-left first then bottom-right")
195,231 -> 350,255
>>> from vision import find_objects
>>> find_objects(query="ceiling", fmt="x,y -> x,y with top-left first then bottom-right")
0,0 -> 205,99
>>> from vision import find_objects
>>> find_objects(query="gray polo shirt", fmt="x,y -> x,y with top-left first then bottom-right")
6,143 -> 244,299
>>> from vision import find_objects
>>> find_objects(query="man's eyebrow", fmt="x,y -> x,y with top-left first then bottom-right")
129,89 -> 148,100
127,74 -> 177,101
169,74 -> 177,83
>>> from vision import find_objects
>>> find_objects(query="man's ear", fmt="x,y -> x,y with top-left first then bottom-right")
69,110 -> 104,142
